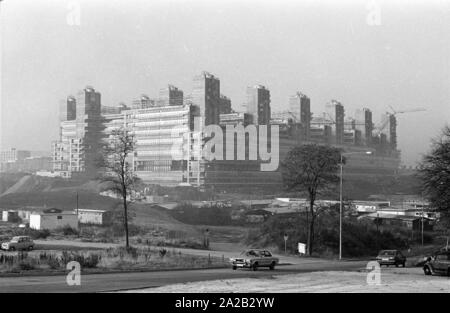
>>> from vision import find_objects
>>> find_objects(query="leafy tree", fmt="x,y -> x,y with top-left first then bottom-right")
280,144 -> 341,255
419,126 -> 450,230
100,128 -> 140,248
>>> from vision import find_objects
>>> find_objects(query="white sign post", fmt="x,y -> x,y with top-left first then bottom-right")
284,234 -> 288,255
298,242 -> 306,255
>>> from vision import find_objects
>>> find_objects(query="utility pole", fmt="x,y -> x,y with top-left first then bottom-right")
76,191 -> 79,215
376,212 -> 380,251
421,204 -> 424,246
339,151 -> 372,260
339,154 -> 343,260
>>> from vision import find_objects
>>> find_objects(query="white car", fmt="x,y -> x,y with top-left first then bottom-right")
1,236 -> 35,251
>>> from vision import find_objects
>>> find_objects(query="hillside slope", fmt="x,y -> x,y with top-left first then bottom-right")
1,175 -> 36,196
0,190 -> 119,210
0,188 -> 200,237
0,173 -> 27,195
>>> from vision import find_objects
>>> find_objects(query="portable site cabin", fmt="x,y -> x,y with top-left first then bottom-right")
29,208 -> 78,230
1,210 -> 19,222
77,209 -> 113,225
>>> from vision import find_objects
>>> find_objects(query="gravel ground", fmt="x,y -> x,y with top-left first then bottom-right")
130,268 -> 450,293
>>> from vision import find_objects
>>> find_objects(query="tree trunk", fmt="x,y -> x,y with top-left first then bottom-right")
123,193 -> 129,249
307,198 -> 315,256
308,216 -> 315,255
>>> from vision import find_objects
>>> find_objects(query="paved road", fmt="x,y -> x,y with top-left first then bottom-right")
0,261 -> 366,293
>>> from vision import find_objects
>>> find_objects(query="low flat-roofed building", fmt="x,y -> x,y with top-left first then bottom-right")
2,210 -> 19,222
358,212 -> 434,231
30,208 -> 78,230
376,205 -> 440,220
77,209 -> 113,225
352,201 -> 391,213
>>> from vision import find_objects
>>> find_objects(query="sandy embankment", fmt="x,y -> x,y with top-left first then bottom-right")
128,268 -> 450,293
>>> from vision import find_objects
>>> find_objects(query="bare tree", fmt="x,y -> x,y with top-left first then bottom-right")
281,144 -> 341,255
100,128 -> 140,249
419,126 -> 450,229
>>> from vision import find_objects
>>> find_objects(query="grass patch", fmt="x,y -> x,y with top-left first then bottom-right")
0,246 -> 228,275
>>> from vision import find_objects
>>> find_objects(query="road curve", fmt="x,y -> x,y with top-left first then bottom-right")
0,261 -> 366,293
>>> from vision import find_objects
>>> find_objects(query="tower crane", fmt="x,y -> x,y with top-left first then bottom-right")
310,111 -> 366,127
373,105 -> 426,136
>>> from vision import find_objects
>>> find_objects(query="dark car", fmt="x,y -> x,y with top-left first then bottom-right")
230,249 -> 279,271
423,251 -> 450,276
376,250 -> 406,267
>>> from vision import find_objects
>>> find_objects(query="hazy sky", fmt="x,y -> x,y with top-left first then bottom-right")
1,0 -> 449,165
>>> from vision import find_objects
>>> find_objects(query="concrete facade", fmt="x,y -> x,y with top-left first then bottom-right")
289,92 -> 311,140
246,85 -> 271,125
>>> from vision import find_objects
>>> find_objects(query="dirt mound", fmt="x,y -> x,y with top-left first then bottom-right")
0,175 -> 108,196
0,190 -> 119,211
1,175 -> 38,196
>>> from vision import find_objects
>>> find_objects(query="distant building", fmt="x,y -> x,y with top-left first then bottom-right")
309,124 -> 332,144
158,85 -> 184,106
192,71 -> 221,126
132,95 -> 155,109
29,208 -> 78,230
104,103 -> 203,186
381,113 -> 397,150
245,209 -> 272,223
77,209 -> 113,225
219,94 -> 232,114
219,112 -> 251,126
0,148 -> 31,164
359,212 -> 434,231
49,72 -> 402,191
246,85 -> 271,125
326,100 -> 345,145
2,210 -> 19,222
36,170 -> 71,178
344,129 -> 362,146
101,103 -> 129,115
0,149 -> 50,173
52,86 -> 104,176
289,92 -> 311,140
355,108 -> 373,146
59,96 -> 77,121
353,201 -> 391,213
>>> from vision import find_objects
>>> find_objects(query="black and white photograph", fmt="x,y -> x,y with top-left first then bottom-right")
0,0 -> 450,303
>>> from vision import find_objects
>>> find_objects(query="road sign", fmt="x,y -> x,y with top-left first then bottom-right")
298,243 -> 306,254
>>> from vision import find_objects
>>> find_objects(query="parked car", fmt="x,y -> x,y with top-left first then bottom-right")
423,251 -> 450,276
1,236 -> 34,251
230,249 -> 279,271
376,250 -> 406,267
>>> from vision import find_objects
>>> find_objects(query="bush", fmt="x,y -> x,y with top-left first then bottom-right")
246,209 -> 413,257
60,251 -> 101,268
159,248 -> 167,258
56,225 -> 79,236
13,228 -> 51,239
15,260 -> 35,271
111,222 -> 144,237
169,203 -> 234,226
47,258 -> 61,270
157,238 -> 206,250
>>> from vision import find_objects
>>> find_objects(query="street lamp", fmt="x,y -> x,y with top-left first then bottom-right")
339,150 -> 373,260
